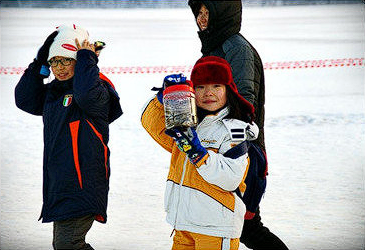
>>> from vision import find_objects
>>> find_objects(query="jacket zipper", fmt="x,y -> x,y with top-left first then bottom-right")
171,156 -> 188,235
171,125 -> 202,235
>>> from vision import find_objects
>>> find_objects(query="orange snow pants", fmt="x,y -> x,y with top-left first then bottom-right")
172,230 -> 239,250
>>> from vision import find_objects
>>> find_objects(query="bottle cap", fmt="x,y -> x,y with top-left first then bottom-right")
163,84 -> 195,96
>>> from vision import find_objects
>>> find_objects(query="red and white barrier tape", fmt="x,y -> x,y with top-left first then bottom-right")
1,58 -> 363,76
264,58 -> 364,70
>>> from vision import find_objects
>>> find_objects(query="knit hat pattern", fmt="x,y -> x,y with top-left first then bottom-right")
190,55 -> 255,117
48,24 -> 89,61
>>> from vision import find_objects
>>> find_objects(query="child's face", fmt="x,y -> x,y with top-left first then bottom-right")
49,56 -> 76,81
195,84 -> 227,112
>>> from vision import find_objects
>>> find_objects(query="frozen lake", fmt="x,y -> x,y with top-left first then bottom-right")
1,4 -> 365,250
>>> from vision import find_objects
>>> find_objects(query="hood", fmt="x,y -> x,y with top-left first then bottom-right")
188,0 -> 242,55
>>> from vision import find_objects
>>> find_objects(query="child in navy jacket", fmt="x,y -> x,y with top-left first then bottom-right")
15,24 -> 122,250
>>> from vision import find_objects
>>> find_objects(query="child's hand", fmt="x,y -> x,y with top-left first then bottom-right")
36,30 -> 58,78
152,73 -> 187,104
75,38 -> 95,53
163,73 -> 187,88
165,127 -> 208,165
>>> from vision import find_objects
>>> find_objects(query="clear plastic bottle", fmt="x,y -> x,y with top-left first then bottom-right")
163,83 -> 198,130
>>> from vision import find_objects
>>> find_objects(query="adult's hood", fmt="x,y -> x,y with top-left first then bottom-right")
188,0 -> 242,55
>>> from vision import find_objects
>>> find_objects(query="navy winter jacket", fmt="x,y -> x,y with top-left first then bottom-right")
15,49 -> 122,223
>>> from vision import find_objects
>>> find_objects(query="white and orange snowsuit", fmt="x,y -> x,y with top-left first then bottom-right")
141,97 -> 258,243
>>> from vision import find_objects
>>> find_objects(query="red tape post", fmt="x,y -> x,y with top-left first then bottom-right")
1,58 -> 363,76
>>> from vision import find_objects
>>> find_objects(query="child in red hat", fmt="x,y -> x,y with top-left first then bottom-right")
141,56 -> 258,250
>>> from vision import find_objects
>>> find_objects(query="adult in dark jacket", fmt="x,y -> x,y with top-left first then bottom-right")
15,25 -> 122,250
188,1 -> 288,249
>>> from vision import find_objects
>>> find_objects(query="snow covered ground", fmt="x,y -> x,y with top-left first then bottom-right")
1,4 -> 364,250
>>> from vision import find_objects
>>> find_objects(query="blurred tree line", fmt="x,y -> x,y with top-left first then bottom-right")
1,0 -> 363,8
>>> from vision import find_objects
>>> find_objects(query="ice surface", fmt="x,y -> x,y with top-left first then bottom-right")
1,4 -> 364,250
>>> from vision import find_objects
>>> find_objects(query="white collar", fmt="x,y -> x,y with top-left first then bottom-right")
198,106 -> 229,128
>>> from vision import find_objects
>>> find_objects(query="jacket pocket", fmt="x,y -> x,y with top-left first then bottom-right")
69,120 -> 83,189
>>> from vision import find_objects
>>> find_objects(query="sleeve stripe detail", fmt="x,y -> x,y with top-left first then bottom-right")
223,141 -> 248,159
232,134 -> 245,139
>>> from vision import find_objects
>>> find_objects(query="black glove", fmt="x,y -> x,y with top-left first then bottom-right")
36,30 -> 58,78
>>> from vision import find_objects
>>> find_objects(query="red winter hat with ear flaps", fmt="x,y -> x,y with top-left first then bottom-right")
191,56 -> 255,120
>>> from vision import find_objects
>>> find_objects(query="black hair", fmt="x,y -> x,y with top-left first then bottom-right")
225,87 -> 253,123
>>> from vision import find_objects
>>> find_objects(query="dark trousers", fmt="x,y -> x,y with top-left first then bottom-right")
240,208 -> 289,250
53,214 -> 95,250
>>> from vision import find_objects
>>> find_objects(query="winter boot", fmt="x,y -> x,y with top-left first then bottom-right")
240,208 -> 289,250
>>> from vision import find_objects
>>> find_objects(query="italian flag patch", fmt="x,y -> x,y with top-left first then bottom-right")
63,94 -> 73,107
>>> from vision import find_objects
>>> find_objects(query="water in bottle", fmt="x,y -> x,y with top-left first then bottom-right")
163,82 -> 198,130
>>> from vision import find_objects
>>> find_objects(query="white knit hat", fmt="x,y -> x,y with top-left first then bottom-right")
48,24 -> 89,61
